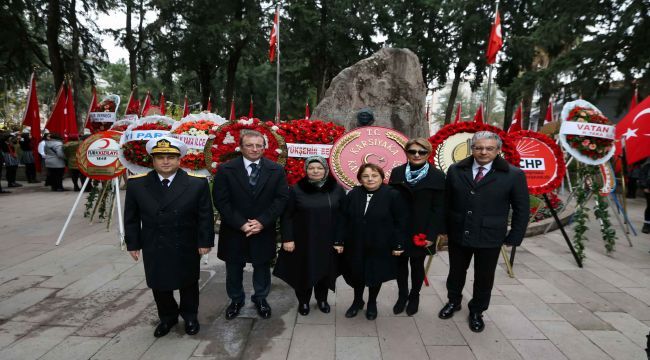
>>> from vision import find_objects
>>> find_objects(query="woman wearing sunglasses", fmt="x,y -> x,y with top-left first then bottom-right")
389,138 -> 446,316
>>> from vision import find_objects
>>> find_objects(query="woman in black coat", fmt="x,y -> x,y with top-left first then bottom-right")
389,137 -> 446,316
274,156 -> 346,315
338,163 -> 408,320
19,132 -> 37,183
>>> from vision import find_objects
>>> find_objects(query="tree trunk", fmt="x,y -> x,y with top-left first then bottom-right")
522,91 -> 533,130
68,0 -> 81,130
502,92 -> 516,130
46,0 -> 65,89
125,0 -> 138,96
537,91 -> 551,130
316,0 -> 328,102
444,65 -> 464,124
224,2 -> 247,112
198,61 -> 212,111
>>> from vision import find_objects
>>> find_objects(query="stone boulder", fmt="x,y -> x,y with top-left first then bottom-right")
312,48 -> 428,138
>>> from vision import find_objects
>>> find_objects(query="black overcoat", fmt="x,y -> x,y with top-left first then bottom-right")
390,163 -> 446,257
338,184 -> 408,287
273,176 -> 345,291
124,170 -> 215,291
212,156 -> 289,264
445,156 -> 529,248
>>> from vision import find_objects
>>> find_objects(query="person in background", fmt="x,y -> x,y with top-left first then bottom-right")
43,132 -> 66,192
19,129 -> 38,183
38,130 -> 51,187
63,134 -> 86,191
638,157 -> 650,234
0,133 -> 8,194
1,133 -> 22,188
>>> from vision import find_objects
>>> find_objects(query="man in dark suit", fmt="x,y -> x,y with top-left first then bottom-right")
213,130 -> 289,320
124,136 -> 215,337
438,131 -> 529,332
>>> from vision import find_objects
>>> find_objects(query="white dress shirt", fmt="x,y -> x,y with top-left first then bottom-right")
243,158 -> 261,176
472,160 -> 493,179
158,172 -> 177,186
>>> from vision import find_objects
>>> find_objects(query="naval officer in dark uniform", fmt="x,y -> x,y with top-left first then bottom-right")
124,136 -> 215,337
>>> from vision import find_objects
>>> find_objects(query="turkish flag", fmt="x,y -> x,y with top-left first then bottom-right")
140,91 -> 151,116
269,7 -> 279,62
305,101 -> 310,120
486,11 -> 503,65
473,103 -> 484,123
124,88 -> 140,116
508,103 -> 522,133
616,95 -> 650,165
229,98 -> 236,120
453,102 -> 462,123
183,95 -> 190,117
159,92 -> 166,115
64,84 -> 78,140
45,84 -> 67,136
84,86 -> 98,128
21,73 -> 42,171
248,97 -> 254,118
544,100 -> 553,124
629,88 -> 638,112
207,95 -> 212,112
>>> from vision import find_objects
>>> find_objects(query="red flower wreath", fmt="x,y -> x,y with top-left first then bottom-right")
88,96 -> 119,133
110,119 -> 134,132
121,120 -> 173,170
170,118 -> 218,174
508,130 -> 566,195
428,122 -> 520,168
205,117 -> 287,175
564,106 -> 614,160
277,119 -> 345,185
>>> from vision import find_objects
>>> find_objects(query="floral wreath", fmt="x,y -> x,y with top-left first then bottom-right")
428,122 -> 520,169
88,94 -> 120,133
110,119 -> 134,132
559,100 -> 615,165
170,115 -> 225,176
277,119 -> 345,185
509,130 -> 566,195
204,117 -> 287,175
119,115 -> 175,174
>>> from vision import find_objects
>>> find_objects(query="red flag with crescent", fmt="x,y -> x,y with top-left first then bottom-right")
269,7 -> 279,62
616,95 -> 650,164
486,11 -> 503,65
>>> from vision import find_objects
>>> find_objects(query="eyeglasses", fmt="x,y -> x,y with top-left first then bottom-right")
406,149 -> 429,156
471,146 -> 497,152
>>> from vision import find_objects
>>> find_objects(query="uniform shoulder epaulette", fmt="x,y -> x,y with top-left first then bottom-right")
187,173 -> 207,178
128,173 -> 147,180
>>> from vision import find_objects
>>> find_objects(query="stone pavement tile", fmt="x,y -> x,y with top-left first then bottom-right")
518,278 -> 575,304
0,287 -> 57,319
586,265 -> 642,288
594,311 -> 650,348
55,262 -> 135,299
537,255 -> 581,271
533,320 -> 610,360
335,289 -> 377,337
24,244 -> 114,277
535,271 -> 620,312
140,334 -> 200,360
38,259 -> 112,289
505,263 -> 541,279
0,275 -> 48,302
493,265 -> 522,285
427,254 -> 452,276
548,304 -> 614,330
414,295 -> 466,346
11,296 -> 75,324
193,316 -> 253,358
425,345 -> 476,360
91,325 -> 156,360
75,289 -> 154,337
514,252 -> 554,272
287,323 -> 335,360
457,320 -> 522,360
242,338 -> 290,360
487,305 -> 546,340
296,302 -> 335,324
489,295 -> 512,305
39,335 -> 111,360
0,325 -> 76,360
581,330 -> 646,360
336,336 -> 381,360
497,284 -> 563,321
561,270 -> 621,293
376,316 -> 429,360
0,321 -> 37,349
598,292 -> 650,321
510,340 -> 567,360
620,287 -> 650,306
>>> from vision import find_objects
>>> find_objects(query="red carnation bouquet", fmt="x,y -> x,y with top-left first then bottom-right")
119,115 -> 175,174
110,119 -> 134,132
205,117 -> 286,175
171,116 -> 224,175
88,94 -> 120,133
277,119 -> 345,185
565,107 -> 614,160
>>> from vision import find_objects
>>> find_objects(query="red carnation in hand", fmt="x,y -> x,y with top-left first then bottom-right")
413,233 -> 428,247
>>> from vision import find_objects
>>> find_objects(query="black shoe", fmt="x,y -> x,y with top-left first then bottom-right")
438,302 -> 461,319
0,190 -> 10,194
317,300 -> 330,313
406,294 -> 420,316
469,312 -> 485,332
642,223 -> 650,234
366,302 -> 377,320
393,295 -> 408,314
225,301 -> 244,320
184,319 -> 200,335
253,299 -> 272,319
8,183 -> 22,187
298,302 -> 310,316
154,319 -> 178,338
345,301 -> 365,318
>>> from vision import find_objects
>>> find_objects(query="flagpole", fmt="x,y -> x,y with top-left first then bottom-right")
485,0 -> 500,124
275,4 -> 281,123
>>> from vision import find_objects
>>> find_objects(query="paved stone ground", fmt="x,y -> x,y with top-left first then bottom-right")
0,180 -> 649,360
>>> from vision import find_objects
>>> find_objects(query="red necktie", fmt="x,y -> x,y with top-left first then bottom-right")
474,166 -> 485,183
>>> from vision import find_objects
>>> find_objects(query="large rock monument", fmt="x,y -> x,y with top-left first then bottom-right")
312,48 -> 428,137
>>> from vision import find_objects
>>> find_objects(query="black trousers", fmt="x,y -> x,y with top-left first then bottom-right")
24,163 -> 36,182
226,261 -> 271,303
5,165 -> 17,185
48,167 -> 64,190
353,284 -> 382,305
396,255 -> 425,298
152,281 -> 199,323
69,169 -> 86,189
644,192 -> 650,223
295,277 -> 329,304
446,241 -> 501,313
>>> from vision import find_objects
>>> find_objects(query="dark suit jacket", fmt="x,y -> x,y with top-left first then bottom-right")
212,156 -> 289,264
445,156 -> 529,248
124,169 -> 215,290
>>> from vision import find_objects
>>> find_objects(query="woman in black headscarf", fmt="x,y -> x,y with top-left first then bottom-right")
274,156 -> 346,315
389,137 -> 446,316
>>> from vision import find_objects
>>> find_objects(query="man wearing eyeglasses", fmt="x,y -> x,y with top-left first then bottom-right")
438,131 -> 529,333
213,130 -> 289,320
